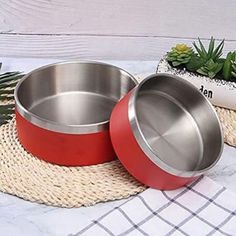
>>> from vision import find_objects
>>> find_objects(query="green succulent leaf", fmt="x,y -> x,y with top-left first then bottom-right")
172,61 -> 182,66
0,95 -> 14,100
207,37 -> 215,59
212,39 -> 224,60
193,42 -> 206,59
0,72 -> 22,84
232,59 -> 236,79
0,120 -> 8,126
197,59 -> 223,78
0,109 -> 14,115
0,105 -> 15,125
0,69 -> 24,126
196,68 -> 207,76
223,52 -> 233,80
186,54 -> 205,71
0,81 -> 19,90
232,63 -> 236,71
232,71 -> 236,78
223,51 -> 236,80
0,89 -> 15,95
0,104 -> 15,109
198,38 -> 208,57
215,62 -> 224,74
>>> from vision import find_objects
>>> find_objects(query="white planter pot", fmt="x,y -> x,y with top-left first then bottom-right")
157,58 -> 236,111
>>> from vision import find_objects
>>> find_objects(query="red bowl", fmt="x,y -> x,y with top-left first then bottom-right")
15,61 -> 137,166
110,74 -> 223,189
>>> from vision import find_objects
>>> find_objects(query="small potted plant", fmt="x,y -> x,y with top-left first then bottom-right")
157,37 -> 236,110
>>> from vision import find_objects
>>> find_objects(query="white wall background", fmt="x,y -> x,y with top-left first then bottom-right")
0,0 -> 235,60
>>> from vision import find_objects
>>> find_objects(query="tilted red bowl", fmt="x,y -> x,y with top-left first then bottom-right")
110,73 -> 223,190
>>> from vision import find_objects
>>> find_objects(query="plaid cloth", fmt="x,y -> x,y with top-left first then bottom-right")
71,176 -> 236,236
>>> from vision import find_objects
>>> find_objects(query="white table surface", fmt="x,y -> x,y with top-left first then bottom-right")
0,58 -> 236,236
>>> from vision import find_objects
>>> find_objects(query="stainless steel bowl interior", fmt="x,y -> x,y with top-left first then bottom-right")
15,61 -> 137,134
129,73 -> 223,176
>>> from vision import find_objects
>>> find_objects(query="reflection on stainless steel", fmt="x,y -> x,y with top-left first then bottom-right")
15,61 -> 137,134
129,73 -> 223,177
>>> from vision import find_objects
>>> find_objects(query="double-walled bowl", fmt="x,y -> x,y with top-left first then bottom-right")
15,61 -> 137,166
110,73 -> 223,189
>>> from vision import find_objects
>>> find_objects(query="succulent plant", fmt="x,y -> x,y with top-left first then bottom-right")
167,44 -> 194,67
223,51 -> 236,81
166,36 -> 236,82
196,59 -> 223,78
193,37 -> 224,62
186,37 -> 224,74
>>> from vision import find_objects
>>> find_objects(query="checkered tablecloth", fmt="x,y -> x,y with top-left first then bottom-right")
71,176 -> 236,236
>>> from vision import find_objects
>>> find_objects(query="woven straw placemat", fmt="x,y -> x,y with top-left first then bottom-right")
0,84 -> 235,208
215,107 -> 236,147
0,118 -> 145,208
0,107 -> 235,208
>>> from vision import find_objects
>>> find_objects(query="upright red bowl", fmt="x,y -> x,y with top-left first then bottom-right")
110,74 -> 223,190
15,61 -> 137,166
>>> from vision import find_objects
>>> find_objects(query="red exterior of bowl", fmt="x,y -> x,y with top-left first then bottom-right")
14,61 -> 138,167
109,91 -> 198,190
16,110 -> 116,166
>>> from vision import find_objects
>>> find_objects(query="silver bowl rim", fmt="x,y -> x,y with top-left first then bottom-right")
15,60 -> 138,134
128,73 -> 224,178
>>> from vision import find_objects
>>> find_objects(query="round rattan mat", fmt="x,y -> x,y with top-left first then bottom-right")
215,106 -> 236,147
0,106 -> 235,208
0,118 -> 145,208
